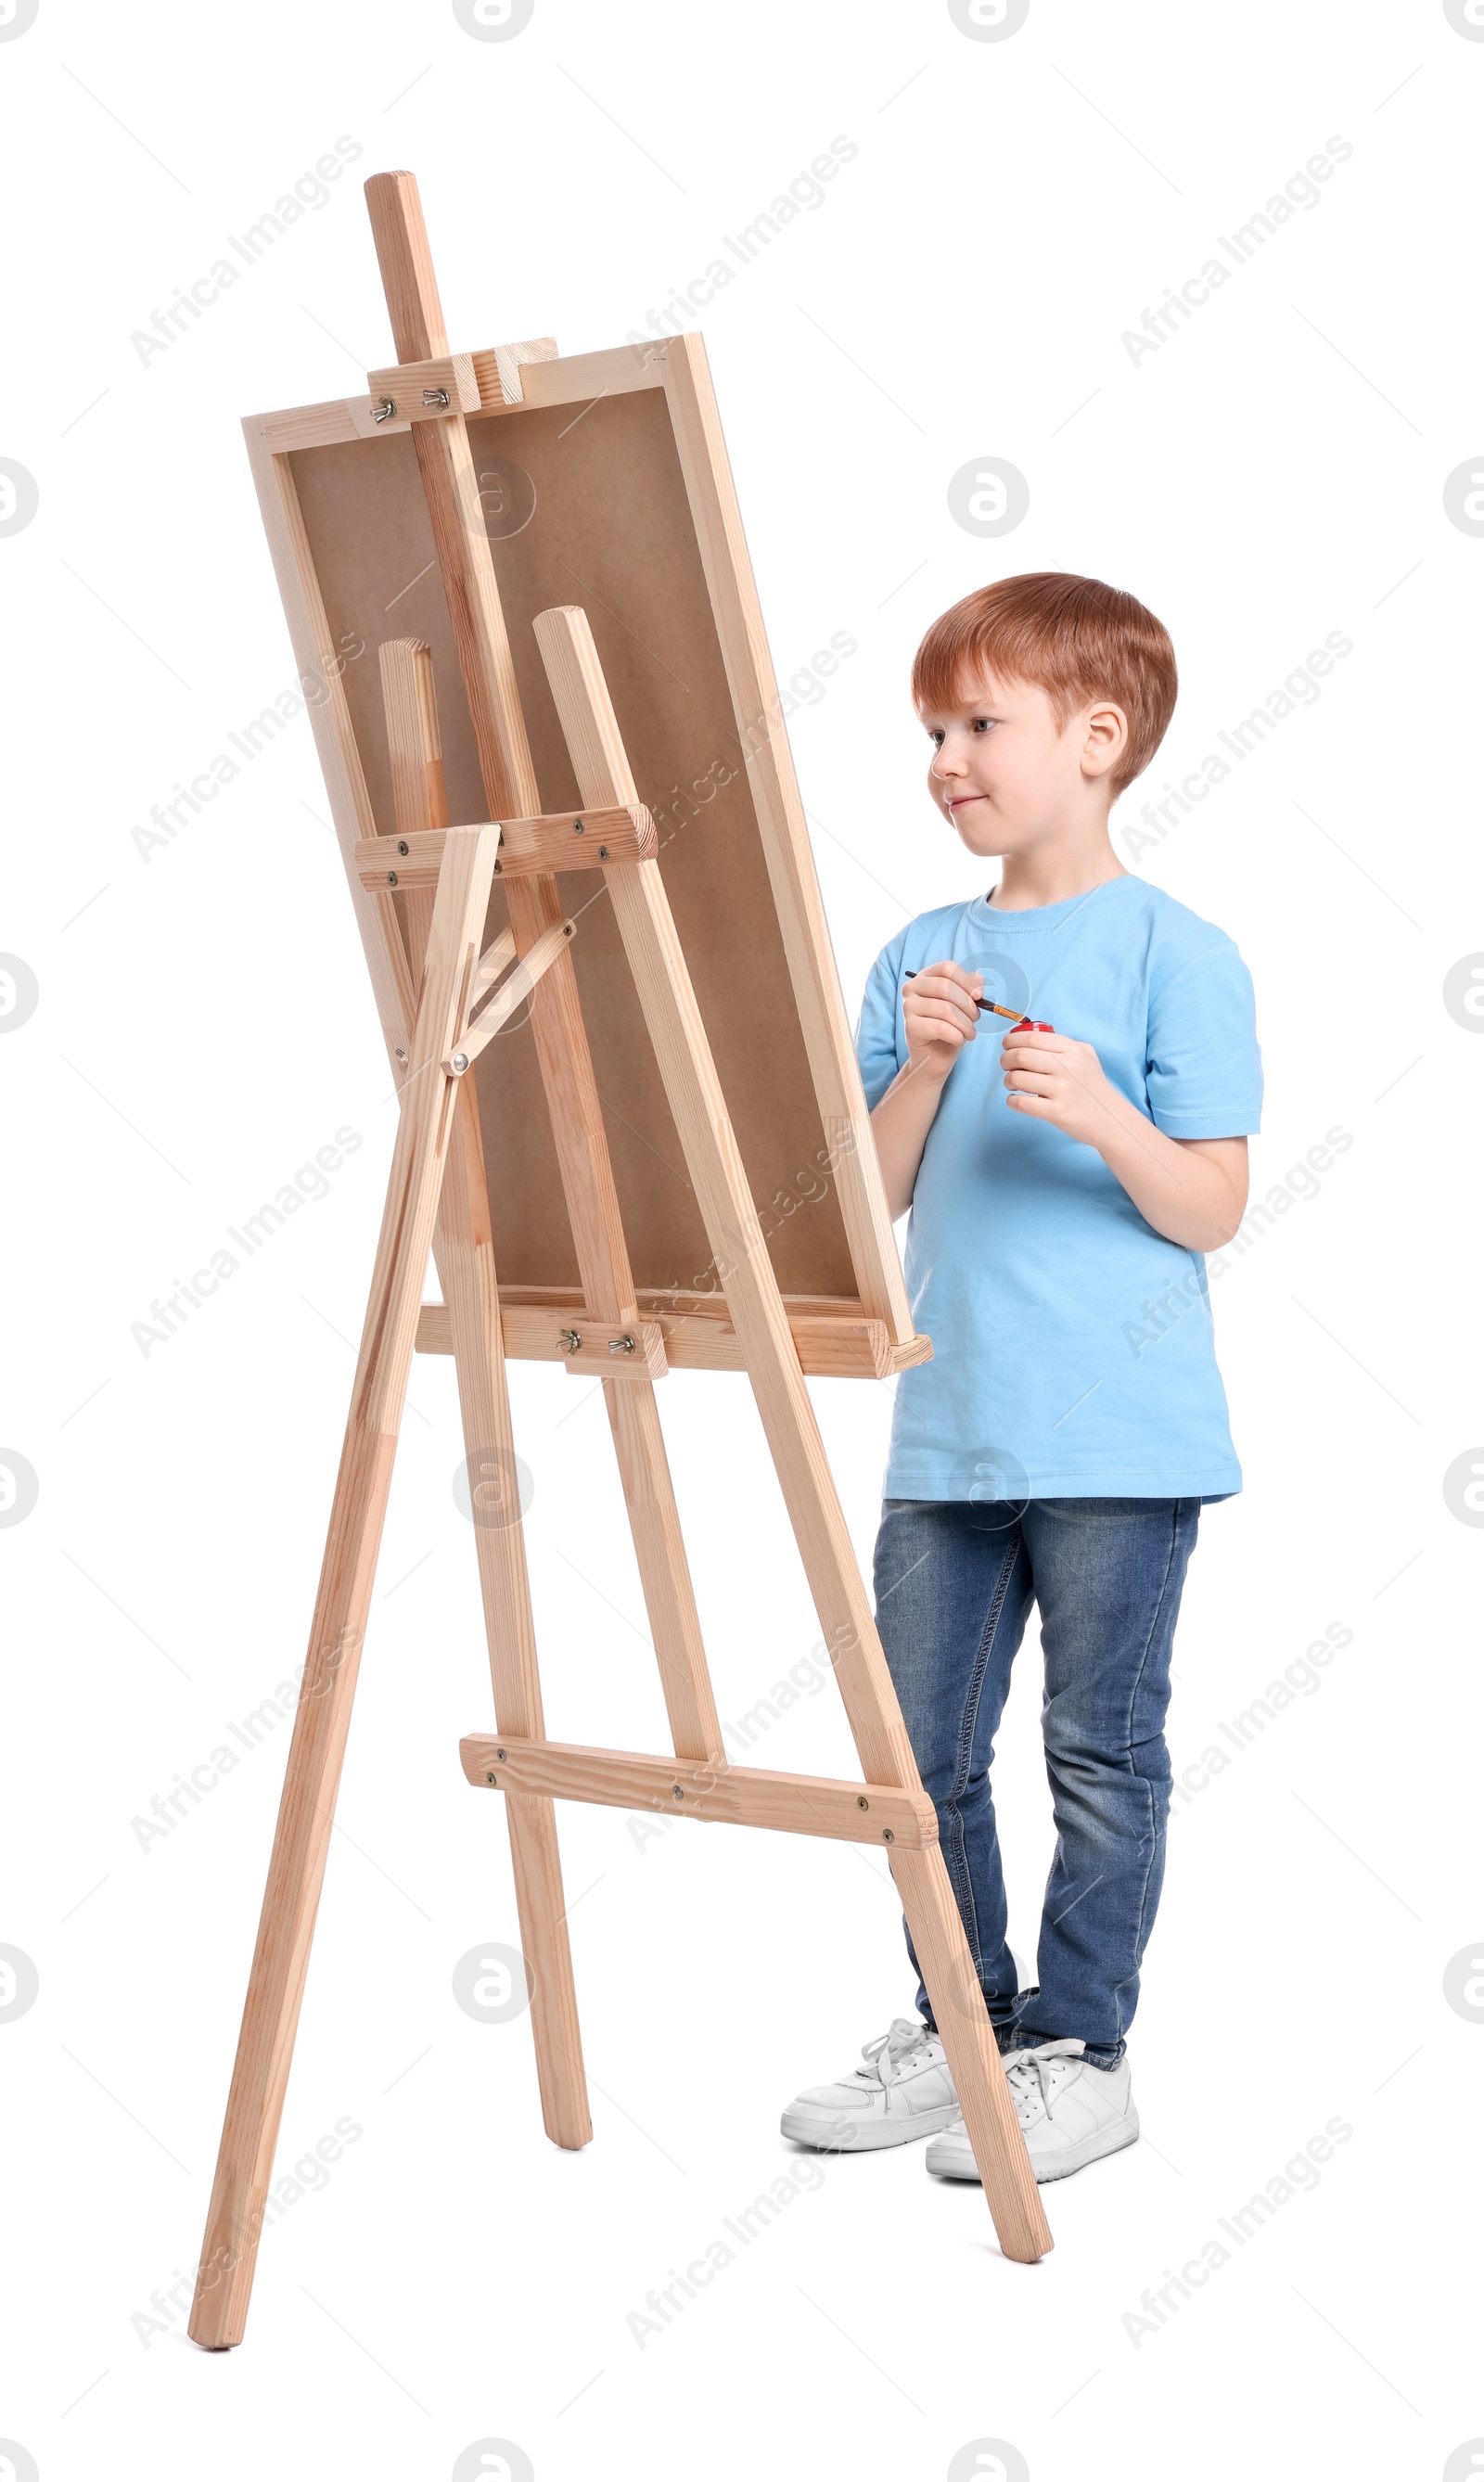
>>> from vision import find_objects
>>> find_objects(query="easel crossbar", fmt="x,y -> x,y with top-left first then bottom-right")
355,803 -> 656,889
416,1299 -> 933,1380
459,1736 -> 939,1848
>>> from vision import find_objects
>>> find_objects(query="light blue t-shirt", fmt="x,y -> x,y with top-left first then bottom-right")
855,875 -> 1263,1500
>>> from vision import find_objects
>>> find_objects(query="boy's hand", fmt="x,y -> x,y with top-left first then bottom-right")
902,959 -> 982,1083
1000,1026 -> 1123,1146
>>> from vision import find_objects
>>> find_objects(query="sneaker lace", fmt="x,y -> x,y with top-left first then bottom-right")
857,2017 -> 934,2103
1003,2038 -> 1086,2120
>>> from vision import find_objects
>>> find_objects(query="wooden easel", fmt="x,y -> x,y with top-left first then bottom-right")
187,173 -> 1050,2346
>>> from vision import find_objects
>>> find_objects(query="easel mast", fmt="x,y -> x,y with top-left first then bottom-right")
187,176 -> 1050,2346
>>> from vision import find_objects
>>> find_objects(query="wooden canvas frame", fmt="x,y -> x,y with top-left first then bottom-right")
187,173 -> 1050,2347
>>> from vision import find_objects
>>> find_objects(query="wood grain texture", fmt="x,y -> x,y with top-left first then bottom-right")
353,804 -> 656,890
659,336 -> 914,1343
461,1737 -> 938,1848
516,344 -> 663,410
344,394 -> 413,440
533,603 -> 915,1788
224,188 -> 1043,2288
258,398 -> 367,451
468,926 -> 517,995
415,1298 -> 929,1379
531,603 -> 1050,2258
891,1847 -> 1054,2262
364,171 -> 449,358
365,171 -> 538,820
367,172 -> 722,1771
187,825 -> 500,2347
206,424 -> 593,2348
444,916 -> 576,1073
287,401 -> 854,1305
283,386 -> 860,1300
434,1065 -> 592,2153
470,337 -> 559,406
384,642 -> 591,2156
241,420 -> 416,1060
365,350 -> 480,418
378,639 -> 449,849
253,344 -> 664,457
545,1316 -> 669,1378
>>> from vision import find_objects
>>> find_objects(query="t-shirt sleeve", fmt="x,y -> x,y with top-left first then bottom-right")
1145,939 -> 1263,1137
854,934 -> 909,1111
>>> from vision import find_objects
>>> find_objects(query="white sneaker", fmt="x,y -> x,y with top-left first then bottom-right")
924,2038 -> 1139,2183
780,2017 -> 959,2151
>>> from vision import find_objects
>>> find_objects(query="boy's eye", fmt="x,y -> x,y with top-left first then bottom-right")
970,716 -> 997,734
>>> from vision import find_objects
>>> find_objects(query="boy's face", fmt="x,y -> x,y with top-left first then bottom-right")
920,667 -> 1124,857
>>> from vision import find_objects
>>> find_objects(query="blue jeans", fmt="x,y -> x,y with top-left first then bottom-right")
873,1496 -> 1201,2069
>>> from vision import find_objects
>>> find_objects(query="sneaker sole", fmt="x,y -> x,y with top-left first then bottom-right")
780,2101 -> 961,2152
927,2107 -> 1140,2183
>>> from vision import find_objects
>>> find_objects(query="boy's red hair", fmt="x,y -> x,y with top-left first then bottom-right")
911,572 -> 1178,796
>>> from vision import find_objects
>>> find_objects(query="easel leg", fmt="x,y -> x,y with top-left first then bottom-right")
382,640 -> 591,2149
437,1072 -> 591,2147
533,607 -> 1053,2262
602,1376 -> 721,1759
889,1848 -> 1044,2237
188,825 -> 500,2347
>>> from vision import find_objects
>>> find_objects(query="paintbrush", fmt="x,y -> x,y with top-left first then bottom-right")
902,970 -> 1052,1030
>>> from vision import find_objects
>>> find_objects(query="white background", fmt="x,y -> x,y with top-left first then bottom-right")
2,2 -> 1481,2476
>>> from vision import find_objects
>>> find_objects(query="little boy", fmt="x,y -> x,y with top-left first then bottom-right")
781,573 -> 1262,2183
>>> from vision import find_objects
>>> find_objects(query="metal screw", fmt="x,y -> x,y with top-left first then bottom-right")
597,845 -> 609,860
573,818 -> 584,834
608,1335 -> 635,1355
388,871 -> 399,887
422,387 -> 451,407
371,397 -> 397,424
563,921 -> 573,935
557,1328 -> 582,1354
486,1771 -> 496,1784
672,1785 -> 684,1800
882,1827 -> 895,1843
496,1747 -> 506,1761
397,839 -> 409,856
451,1051 -> 469,1074
394,1045 -> 407,1064
857,1796 -> 869,1810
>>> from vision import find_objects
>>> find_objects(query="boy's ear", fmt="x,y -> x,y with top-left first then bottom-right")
1080,698 -> 1129,781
